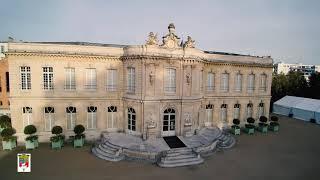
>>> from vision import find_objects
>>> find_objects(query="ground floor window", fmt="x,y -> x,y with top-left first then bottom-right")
44,107 -> 54,131
107,106 -> 117,129
206,104 -> 213,126
163,108 -> 175,131
66,106 -> 76,130
22,107 -> 32,127
234,103 -> 240,119
247,103 -> 253,118
220,104 -> 227,123
87,106 -> 97,129
258,102 -> 265,119
128,107 -> 136,131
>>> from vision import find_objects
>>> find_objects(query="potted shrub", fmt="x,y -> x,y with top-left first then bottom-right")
0,115 -> 11,133
24,125 -> 39,150
257,116 -> 268,133
1,127 -> 17,150
243,117 -> 255,135
73,124 -> 85,148
231,119 -> 241,135
50,126 -> 65,149
269,116 -> 280,132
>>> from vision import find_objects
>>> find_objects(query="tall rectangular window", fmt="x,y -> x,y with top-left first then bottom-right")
235,73 -> 242,92
220,73 -> 229,92
65,68 -> 75,90
207,72 -> 215,92
44,107 -> 54,131
106,69 -> 117,91
200,70 -> 203,92
247,74 -> 255,93
66,107 -> 76,130
22,107 -> 32,127
85,68 -> 97,90
260,74 -> 267,91
127,67 -> 135,93
5,72 -> 9,92
20,66 -> 31,90
43,67 -> 54,90
164,68 -> 176,93
87,106 -> 97,129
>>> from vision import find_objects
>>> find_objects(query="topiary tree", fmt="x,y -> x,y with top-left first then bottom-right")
245,117 -> 255,129
50,126 -> 64,142
259,116 -> 268,126
232,119 -> 240,129
0,127 -> 16,141
73,124 -> 85,139
0,115 -> 11,129
270,116 -> 279,126
24,125 -> 38,141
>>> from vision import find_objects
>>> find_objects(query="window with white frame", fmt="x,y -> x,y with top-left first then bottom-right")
64,68 -> 76,90
107,106 -> 117,129
20,66 -> 31,90
85,68 -> 97,90
247,103 -> 253,118
128,107 -> 136,131
220,104 -> 227,123
66,106 -> 76,130
220,73 -> 229,92
258,102 -> 265,118
164,68 -> 176,93
260,74 -> 267,91
205,104 -> 213,126
44,107 -> 54,131
247,74 -> 255,92
106,69 -> 117,91
235,73 -> 242,92
234,103 -> 241,119
87,106 -> 97,129
127,67 -> 135,93
43,67 -> 54,90
207,72 -> 215,92
22,107 -> 32,127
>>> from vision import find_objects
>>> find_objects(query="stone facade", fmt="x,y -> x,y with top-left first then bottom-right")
5,24 -> 273,142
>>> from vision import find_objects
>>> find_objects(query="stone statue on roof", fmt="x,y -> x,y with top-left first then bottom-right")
161,23 -> 181,48
183,36 -> 195,48
146,32 -> 158,46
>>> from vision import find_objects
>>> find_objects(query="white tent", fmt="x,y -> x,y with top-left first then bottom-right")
273,96 -> 320,124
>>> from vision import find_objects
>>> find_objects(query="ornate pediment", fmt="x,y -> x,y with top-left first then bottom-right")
145,32 -> 159,46
161,23 -> 181,48
183,36 -> 195,48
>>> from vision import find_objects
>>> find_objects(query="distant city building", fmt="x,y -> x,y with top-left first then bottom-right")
273,62 -> 320,80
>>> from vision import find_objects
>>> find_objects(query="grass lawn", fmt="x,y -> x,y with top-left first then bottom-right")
1,114 -> 320,180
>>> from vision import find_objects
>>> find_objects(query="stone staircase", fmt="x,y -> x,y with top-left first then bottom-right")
217,132 -> 236,149
91,140 -> 125,162
157,147 -> 204,167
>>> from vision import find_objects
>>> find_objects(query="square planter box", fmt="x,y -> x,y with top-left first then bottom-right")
269,125 -> 279,132
51,140 -> 63,149
25,140 -> 37,150
2,140 -> 16,150
231,127 -> 241,135
73,138 -> 85,148
257,126 -> 268,133
243,127 -> 254,135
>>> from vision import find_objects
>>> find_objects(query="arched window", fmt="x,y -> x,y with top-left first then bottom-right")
66,106 -> 76,130
234,103 -> 241,119
220,104 -> 227,123
87,106 -> 97,129
128,108 -> 136,131
44,107 -> 54,131
247,103 -> 253,118
205,104 -> 213,126
107,106 -> 117,129
22,107 -> 32,127
163,108 -> 176,136
258,102 -> 265,118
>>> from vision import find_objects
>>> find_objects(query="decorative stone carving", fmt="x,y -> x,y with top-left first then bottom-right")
161,23 -> 181,48
147,113 -> 157,129
184,112 -> 192,126
146,32 -> 158,46
149,71 -> 155,85
183,36 -> 195,48
186,73 -> 191,85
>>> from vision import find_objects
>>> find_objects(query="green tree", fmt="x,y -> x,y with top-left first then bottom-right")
308,72 -> 320,99
286,71 -> 308,97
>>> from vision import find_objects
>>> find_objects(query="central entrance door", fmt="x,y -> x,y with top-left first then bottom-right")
162,108 -> 176,137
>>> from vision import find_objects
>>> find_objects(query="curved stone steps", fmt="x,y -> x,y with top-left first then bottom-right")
217,133 -> 236,149
92,141 -> 125,162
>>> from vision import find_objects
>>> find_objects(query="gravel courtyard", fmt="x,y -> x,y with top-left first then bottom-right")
1,114 -> 319,180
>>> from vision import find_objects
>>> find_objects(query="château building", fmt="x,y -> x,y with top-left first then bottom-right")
3,24 -> 273,142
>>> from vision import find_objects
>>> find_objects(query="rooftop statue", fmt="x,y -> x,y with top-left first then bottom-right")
146,32 -> 159,46
183,36 -> 195,48
161,23 -> 181,48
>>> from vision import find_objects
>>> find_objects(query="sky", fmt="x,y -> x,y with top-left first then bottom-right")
0,0 -> 319,64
